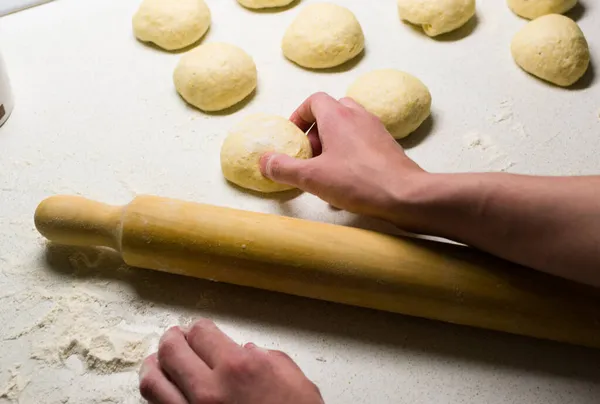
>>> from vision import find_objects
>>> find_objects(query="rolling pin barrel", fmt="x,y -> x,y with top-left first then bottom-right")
34,195 -> 600,348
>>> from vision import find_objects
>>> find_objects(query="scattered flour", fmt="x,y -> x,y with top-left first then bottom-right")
459,130 -> 516,173
18,291 -> 153,374
0,365 -> 29,402
463,131 -> 494,150
490,99 -> 514,123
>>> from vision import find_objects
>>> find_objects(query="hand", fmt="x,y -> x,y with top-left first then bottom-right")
260,92 -> 428,222
139,319 -> 324,404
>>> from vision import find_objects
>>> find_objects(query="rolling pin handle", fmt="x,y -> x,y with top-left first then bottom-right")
34,195 -> 122,250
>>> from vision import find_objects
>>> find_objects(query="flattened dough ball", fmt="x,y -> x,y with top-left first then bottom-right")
511,14 -> 589,87
221,114 -> 312,193
397,0 -> 476,37
133,0 -> 211,50
237,0 -> 296,9
282,3 -> 365,69
174,43 -> 257,112
347,70 -> 432,139
507,0 -> 577,19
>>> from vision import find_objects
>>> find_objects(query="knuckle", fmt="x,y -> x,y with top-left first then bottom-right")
268,349 -> 293,362
312,91 -> 329,101
157,335 -> 179,359
188,318 -> 216,339
334,105 -> 354,119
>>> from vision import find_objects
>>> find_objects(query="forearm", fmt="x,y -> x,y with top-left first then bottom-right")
391,173 -> 600,287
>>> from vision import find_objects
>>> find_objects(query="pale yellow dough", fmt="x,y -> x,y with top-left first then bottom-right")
237,0 -> 296,9
221,114 -> 312,193
174,43 -> 257,112
507,0 -> 577,19
132,0 -> 211,51
282,3 -> 365,69
511,14 -> 589,87
397,0 -> 476,37
347,70 -> 432,139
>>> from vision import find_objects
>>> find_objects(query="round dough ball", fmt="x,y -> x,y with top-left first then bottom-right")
511,14 -> 589,87
282,3 -> 365,69
397,0 -> 476,37
507,0 -> 577,19
132,0 -> 211,51
347,70 -> 432,140
221,114 -> 312,193
174,43 -> 257,112
237,0 -> 296,9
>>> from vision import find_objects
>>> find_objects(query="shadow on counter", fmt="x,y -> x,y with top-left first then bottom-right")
42,241 -> 600,386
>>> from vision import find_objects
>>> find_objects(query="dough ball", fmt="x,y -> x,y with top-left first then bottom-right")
347,70 -> 432,139
282,3 -> 365,69
133,0 -> 211,50
174,43 -> 257,112
507,0 -> 577,19
237,0 -> 296,9
397,0 -> 476,37
221,114 -> 312,193
511,14 -> 589,87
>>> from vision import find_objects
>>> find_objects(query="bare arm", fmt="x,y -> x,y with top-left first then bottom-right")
260,93 -> 600,287
398,173 -> 600,286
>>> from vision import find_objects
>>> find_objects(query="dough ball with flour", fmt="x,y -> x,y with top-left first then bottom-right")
397,0 -> 476,37
221,114 -> 312,193
347,70 -> 432,139
511,14 -> 589,87
282,3 -> 365,69
237,0 -> 296,9
174,43 -> 257,112
133,0 -> 211,50
507,0 -> 577,19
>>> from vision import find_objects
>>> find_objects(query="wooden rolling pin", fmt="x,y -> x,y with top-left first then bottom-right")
35,195 -> 600,348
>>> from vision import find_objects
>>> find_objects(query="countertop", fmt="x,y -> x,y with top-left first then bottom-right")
1,0 -> 599,403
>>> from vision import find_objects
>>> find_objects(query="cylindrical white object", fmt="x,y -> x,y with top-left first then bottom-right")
0,0 -> 56,17
0,51 -> 14,127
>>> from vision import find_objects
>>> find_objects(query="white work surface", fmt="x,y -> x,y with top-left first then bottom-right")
1,0 -> 600,403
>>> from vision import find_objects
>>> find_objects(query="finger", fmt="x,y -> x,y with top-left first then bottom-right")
157,326 -> 212,398
139,354 -> 188,404
260,153 -> 312,189
306,123 -> 322,156
289,92 -> 341,132
185,319 -> 242,369
338,97 -> 365,111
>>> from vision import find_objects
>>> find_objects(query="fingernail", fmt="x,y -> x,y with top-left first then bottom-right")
261,153 -> 275,179
138,362 -> 149,382
244,342 -> 269,353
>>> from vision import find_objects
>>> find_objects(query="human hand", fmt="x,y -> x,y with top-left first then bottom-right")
139,319 -> 324,404
260,92 -> 428,222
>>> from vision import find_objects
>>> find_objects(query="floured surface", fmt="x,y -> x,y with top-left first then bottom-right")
1,0 -> 600,403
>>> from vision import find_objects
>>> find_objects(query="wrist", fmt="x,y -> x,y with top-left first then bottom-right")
383,173 -> 487,237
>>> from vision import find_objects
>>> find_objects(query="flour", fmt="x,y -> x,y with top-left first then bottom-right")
0,365 -> 29,402
463,131 -> 493,151
56,331 -> 150,374
490,99 -> 514,123
459,131 -> 516,173
28,292 -> 153,374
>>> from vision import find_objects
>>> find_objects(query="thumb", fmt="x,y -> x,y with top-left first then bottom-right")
260,152 -> 310,188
